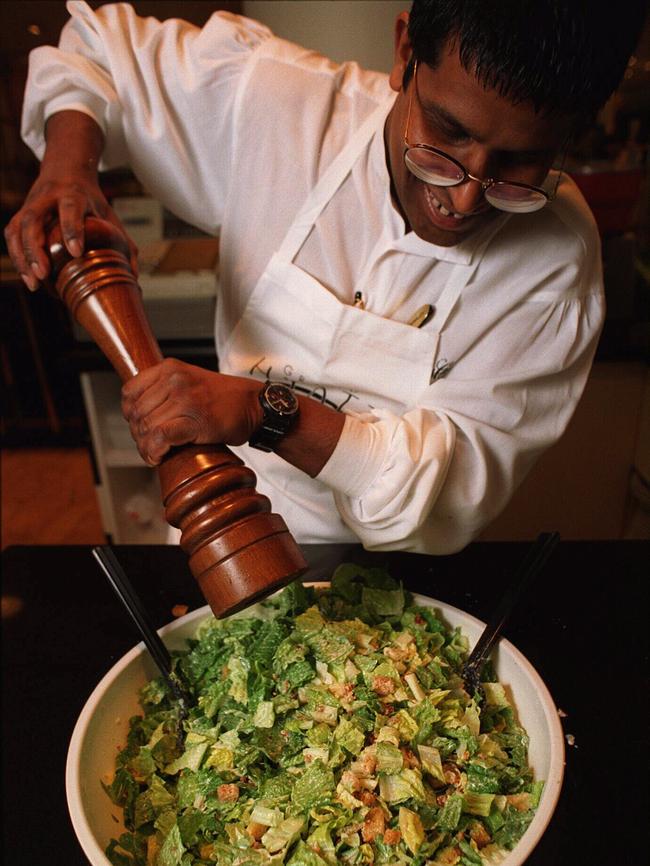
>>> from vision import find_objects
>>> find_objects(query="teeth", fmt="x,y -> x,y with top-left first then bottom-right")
427,188 -> 465,220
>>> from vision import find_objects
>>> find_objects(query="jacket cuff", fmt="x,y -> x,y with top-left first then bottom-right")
316,414 -> 388,498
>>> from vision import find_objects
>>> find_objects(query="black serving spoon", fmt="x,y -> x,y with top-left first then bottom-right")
92,546 -> 194,718
462,531 -> 560,699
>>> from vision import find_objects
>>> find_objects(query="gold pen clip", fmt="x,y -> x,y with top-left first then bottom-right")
408,304 -> 434,328
353,291 -> 365,310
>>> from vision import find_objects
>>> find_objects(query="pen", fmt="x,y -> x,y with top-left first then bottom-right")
353,291 -> 365,309
408,304 -> 434,328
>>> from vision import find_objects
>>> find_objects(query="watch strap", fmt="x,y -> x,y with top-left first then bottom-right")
249,382 -> 299,452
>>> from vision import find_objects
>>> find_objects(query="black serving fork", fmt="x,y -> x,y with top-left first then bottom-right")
92,546 -> 194,719
462,532 -> 560,699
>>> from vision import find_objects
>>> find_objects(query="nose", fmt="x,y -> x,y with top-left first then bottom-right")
448,147 -> 495,215
447,178 -> 487,215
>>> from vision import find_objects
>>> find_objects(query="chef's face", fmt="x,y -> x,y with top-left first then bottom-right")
385,13 -> 571,247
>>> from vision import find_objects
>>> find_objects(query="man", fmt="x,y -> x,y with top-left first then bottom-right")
6,1 -> 646,551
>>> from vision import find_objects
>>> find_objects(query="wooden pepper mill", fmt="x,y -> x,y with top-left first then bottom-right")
47,216 -> 307,617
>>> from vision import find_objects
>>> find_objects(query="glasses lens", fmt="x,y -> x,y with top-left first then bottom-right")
405,147 -> 464,187
485,183 -> 548,213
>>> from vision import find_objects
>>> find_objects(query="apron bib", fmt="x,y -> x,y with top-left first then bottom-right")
219,100 -> 469,543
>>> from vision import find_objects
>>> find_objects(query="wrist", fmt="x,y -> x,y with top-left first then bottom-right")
247,380 -> 265,435
274,393 -> 345,477
42,111 -> 103,176
39,159 -> 100,181
249,381 -> 300,453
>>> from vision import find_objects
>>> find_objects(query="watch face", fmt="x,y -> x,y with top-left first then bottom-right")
265,384 -> 299,416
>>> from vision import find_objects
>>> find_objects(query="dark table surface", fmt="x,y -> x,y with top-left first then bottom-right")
2,540 -> 648,866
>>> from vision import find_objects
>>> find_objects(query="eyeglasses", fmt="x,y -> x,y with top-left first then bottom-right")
403,60 -> 563,213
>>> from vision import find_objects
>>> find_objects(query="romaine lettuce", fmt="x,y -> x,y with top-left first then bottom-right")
104,569 -> 543,866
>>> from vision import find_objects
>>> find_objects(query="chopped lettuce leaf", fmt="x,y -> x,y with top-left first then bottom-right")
164,733 -> 209,775
458,839 -> 483,865
463,791 -> 496,817
158,823 -> 185,866
252,700 -> 276,729
262,816 -> 305,853
417,744 -> 445,783
361,584 -> 405,619
482,682 -> 510,708
333,718 -> 365,755
379,768 -> 426,803
399,806 -> 425,854
292,760 -> 336,812
287,840 -> 330,866
376,741 -> 404,774
436,793 -> 464,832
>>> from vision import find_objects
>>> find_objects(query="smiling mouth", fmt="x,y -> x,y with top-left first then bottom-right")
425,186 -> 467,220
423,183 -> 497,225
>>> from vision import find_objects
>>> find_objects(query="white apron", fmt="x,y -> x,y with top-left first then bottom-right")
219,100 -> 474,544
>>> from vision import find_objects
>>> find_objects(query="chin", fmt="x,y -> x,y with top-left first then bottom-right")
409,211 -> 475,247
412,222 -> 467,246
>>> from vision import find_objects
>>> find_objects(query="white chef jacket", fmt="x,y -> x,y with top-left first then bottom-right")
22,2 -> 605,552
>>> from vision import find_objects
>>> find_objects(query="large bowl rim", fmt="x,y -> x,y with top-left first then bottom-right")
66,586 -> 564,866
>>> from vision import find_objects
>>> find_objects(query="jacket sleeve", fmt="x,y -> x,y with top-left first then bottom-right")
21,0 -> 272,233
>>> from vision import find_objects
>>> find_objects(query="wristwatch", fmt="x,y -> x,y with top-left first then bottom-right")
249,381 -> 300,452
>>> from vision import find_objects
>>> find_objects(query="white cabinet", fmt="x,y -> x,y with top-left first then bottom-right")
81,371 -> 169,543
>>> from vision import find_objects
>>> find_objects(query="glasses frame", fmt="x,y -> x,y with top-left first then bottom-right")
403,60 -> 563,211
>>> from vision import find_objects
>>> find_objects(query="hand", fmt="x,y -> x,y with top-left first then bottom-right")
4,171 -> 138,291
121,359 -> 263,466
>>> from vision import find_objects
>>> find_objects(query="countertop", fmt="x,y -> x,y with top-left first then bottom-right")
2,541 -> 648,865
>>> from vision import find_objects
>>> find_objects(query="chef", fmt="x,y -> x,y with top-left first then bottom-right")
6,1 -> 645,552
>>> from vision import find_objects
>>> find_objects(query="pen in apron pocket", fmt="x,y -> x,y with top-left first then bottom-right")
408,304 -> 434,328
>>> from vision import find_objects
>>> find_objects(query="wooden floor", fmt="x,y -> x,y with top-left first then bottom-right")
1,448 -> 106,549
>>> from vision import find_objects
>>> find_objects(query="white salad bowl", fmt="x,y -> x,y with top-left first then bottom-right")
66,587 -> 565,866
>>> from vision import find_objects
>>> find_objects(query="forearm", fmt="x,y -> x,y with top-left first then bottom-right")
274,396 -> 346,478
41,110 -> 104,177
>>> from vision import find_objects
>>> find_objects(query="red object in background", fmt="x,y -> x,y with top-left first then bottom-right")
569,169 -> 644,236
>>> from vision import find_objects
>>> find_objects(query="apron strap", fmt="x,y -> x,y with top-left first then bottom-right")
278,98 -> 395,263
432,258 -> 480,334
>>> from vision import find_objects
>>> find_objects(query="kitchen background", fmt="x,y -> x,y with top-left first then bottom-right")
1,0 -> 648,547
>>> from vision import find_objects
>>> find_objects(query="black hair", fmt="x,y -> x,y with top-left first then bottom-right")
407,0 -> 648,119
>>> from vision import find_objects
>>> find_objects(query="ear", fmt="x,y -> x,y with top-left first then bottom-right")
389,12 -> 412,93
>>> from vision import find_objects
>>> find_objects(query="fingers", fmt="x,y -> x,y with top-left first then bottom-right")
4,214 -> 38,291
121,361 -> 194,464
6,174 -> 114,292
5,192 -> 84,291
58,190 -> 86,258
121,365 -> 168,410
16,178 -> 86,285
21,210 -> 49,284
122,376 -> 170,426
131,409 -> 201,466
121,366 -> 254,462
